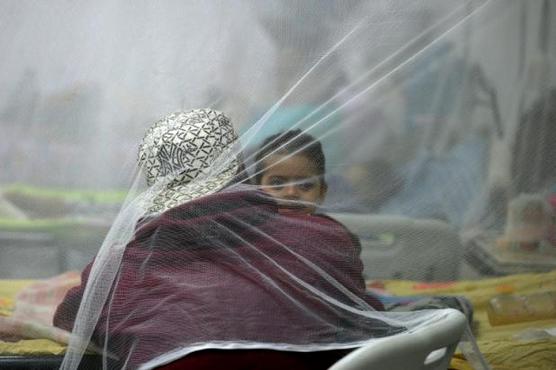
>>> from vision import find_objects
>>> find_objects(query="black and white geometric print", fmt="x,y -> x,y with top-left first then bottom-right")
138,109 -> 239,214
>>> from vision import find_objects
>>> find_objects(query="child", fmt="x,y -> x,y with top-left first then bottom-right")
253,130 -> 385,311
253,129 -> 328,214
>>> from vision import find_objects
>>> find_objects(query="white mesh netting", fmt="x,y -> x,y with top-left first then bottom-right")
0,1 -> 555,369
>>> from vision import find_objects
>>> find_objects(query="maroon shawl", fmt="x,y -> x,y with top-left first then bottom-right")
54,189 -> 388,368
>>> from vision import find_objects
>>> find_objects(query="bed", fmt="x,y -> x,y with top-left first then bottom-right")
371,269 -> 556,370
0,274 -> 102,369
1,270 -> 555,369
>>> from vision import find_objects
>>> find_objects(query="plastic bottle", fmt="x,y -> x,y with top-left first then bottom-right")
487,291 -> 556,326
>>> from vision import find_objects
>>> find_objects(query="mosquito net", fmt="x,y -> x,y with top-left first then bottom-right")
0,0 -> 555,369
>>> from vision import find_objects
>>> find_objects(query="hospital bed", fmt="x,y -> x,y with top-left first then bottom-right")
330,213 -> 462,281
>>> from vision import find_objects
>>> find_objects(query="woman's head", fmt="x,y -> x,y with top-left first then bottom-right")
138,108 -> 241,213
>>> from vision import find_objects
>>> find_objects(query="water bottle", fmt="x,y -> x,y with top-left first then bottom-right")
487,291 -> 556,326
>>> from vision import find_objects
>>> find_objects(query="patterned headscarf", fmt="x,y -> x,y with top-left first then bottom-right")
138,109 -> 240,214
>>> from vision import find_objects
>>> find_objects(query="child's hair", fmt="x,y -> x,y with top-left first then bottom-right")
253,129 -> 326,184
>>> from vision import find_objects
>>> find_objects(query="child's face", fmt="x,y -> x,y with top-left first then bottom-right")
259,154 -> 327,214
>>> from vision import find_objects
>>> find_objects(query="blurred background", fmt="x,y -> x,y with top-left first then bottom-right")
0,0 -> 555,280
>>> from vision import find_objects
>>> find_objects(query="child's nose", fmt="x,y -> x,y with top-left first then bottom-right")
283,184 -> 300,198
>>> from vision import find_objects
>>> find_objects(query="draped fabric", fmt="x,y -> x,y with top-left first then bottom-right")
54,188 -> 396,368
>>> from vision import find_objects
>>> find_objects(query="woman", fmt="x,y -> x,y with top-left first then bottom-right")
54,109 -> 397,370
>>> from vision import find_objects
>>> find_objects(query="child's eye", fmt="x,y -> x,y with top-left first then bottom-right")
298,180 -> 316,192
268,178 -> 286,189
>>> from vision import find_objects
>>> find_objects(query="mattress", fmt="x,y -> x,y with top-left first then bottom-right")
1,270 -> 555,369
